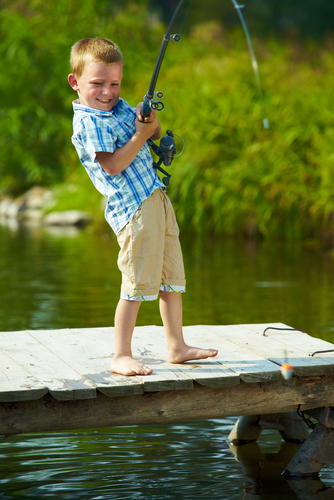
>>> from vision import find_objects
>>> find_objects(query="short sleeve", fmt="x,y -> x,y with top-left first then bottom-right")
73,115 -> 117,163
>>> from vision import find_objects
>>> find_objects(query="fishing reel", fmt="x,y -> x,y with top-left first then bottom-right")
148,130 -> 184,187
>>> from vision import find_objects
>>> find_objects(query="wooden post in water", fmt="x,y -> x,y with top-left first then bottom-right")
283,406 -> 334,477
227,412 -> 309,446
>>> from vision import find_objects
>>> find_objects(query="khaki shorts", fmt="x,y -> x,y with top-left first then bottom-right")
116,188 -> 186,301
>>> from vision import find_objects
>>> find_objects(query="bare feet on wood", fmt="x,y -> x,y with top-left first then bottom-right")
167,345 -> 218,364
111,347 -> 218,376
111,356 -> 153,376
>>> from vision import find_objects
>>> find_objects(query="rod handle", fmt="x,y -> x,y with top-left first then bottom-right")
142,97 -> 151,119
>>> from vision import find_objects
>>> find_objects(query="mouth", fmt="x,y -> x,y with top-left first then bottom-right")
97,98 -> 112,103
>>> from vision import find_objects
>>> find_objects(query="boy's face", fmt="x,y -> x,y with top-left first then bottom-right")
68,61 -> 123,111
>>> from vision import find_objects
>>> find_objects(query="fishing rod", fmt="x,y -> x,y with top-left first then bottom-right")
142,0 -> 186,187
143,0 -> 269,186
142,0 -> 186,118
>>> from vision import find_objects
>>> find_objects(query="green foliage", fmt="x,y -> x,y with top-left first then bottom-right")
0,0 -> 162,194
164,32 -> 334,242
1,1 -> 334,243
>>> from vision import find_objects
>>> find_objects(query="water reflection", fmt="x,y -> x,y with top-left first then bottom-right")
0,420 -> 241,499
1,423 -> 333,499
229,441 -> 301,498
287,478 -> 334,499
1,222 -> 334,341
229,441 -> 334,499
1,222 -> 334,498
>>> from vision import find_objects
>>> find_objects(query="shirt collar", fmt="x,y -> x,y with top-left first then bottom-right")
72,98 -> 123,116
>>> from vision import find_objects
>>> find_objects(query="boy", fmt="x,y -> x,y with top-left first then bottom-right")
68,37 -> 218,376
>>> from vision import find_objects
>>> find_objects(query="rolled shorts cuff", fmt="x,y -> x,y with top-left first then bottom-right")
121,292 -> 159,302
121,282 -> 186,302
160,283 -> 186,293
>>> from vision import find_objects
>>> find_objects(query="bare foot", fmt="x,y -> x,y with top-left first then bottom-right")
111,356 -> 153,376
167,345 -> 218,364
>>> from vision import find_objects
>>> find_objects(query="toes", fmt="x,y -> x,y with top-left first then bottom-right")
133,365 -> 153,376
111,358 -> 153,376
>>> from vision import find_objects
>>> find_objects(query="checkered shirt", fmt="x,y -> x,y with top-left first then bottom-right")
71,98 -> 163,234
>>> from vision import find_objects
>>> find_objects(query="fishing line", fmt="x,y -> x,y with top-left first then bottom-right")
176,0 -> 194,38
231,0 -> 269,129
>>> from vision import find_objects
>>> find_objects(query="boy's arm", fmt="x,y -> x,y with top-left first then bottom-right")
96,107 -> 161,176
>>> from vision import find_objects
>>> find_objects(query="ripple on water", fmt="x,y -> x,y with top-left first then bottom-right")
1,419 -> 334,499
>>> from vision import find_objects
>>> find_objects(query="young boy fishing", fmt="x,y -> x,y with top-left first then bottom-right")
68,37 -> 218,376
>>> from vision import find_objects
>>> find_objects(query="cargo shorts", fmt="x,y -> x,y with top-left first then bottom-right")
116,188 -> 186,301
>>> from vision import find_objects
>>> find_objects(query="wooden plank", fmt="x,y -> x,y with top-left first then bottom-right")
240,322 -> 334,351
237,322 -> 294,336
2,375 -> 334,435
243,323 -> 334,367
2,323 -> 333,407
28,329 -> 145,398
135,326 -> 240,388
0,345 -> 48,402
65,327 -> 146,396
180,325 -> 281,383
0,331 -> 96,401
203,325 -> 334,377
79,327 -> 194,392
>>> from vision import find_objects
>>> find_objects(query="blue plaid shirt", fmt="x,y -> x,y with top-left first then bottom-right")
71,98 -> 163,234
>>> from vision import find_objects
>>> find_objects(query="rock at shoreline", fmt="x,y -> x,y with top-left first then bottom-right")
0,187 -> 93,228
0,187 -> 54,220
43,210 -> 92,227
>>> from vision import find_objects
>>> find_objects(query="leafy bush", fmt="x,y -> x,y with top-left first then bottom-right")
0,0 -> 161,194
1,1 -> 334,243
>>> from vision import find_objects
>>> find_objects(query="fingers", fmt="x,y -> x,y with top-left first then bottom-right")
136,102 -> 157,123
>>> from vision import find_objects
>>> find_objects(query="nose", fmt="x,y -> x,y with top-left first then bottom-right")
101,85 -> 111,95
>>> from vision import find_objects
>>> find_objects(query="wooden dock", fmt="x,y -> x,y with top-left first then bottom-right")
1,322 -> 334,437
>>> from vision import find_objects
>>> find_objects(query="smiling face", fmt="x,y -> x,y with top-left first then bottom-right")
68,61 -> 123,111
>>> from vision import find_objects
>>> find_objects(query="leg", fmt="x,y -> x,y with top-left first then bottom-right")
111,298 -> 153,376
159,291 -> 218,363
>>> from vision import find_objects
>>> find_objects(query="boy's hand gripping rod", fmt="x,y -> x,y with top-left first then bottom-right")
142,0 -> 186,187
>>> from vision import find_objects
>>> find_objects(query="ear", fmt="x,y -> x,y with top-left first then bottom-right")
68,74 -> 79,91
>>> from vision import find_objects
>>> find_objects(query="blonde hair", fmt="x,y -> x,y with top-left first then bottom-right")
70,37 -> 123,77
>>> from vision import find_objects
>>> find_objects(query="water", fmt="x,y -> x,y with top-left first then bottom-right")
1,221 -> 334,498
